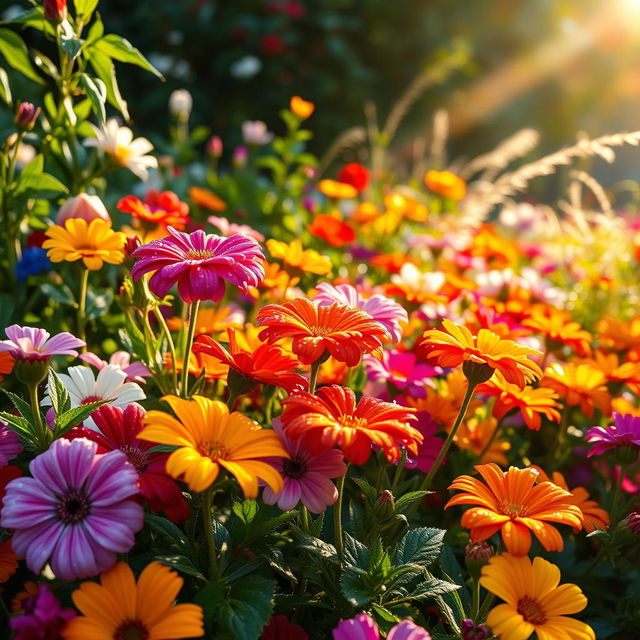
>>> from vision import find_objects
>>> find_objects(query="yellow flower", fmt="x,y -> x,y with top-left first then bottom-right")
290,95 -> 315,119
424,170 -> 466,200
542,363 -> 611,417
139,395 -> 288,495
43,218 -> 126,270
454,413 -> 510,464
266,238 -> 332,275
480,554 -> 594,640
317,179 -> 358,199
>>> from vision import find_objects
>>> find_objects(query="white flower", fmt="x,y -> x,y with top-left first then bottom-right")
230,55 -> 262,79
242,120 -> 273,146
42,364 -> 146,430
169,89 -> 193,119
85,118 -> 158,181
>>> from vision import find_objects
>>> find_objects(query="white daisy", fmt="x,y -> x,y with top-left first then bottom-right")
85,118 -> 158,181
43,364 -> 146,430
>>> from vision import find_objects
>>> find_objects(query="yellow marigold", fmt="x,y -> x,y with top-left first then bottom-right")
424,170 -> 466,200
290,95 -> 315,119
43,218 -> 126,270
542,363 -> 611,417
580,350 -> 640,392
266,238 -> 332,275
317,179 -> 358,199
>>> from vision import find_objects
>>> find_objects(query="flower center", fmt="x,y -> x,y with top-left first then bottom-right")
338,414 -> 368,430
498,500 -> 528,518
198,441 -> 229,460
57,489 -> 91,524
283,456 -> 307,479
114,620 -> 150,640
121,445 -> 149,472
185,249 -> 215,260
517,596 -> 547,625
81,395 -> 102,405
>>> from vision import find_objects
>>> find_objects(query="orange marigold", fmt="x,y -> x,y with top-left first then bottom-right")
446,463 -> 583,556
424,170 -> 466,200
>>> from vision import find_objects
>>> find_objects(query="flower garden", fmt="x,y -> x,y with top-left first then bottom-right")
1,1 -> 640,639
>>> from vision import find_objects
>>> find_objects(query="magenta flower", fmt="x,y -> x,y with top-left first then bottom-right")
131,226 -> 265,303
364,350 -> 438,397
585,413 -> 640,458
333,615 -> 431,640
208,215 -> 265,242
0,438 -> 143,580
10,584 -> 76,640
0,325 -> 84,361
79,350 -> 151,384
0,424 -> 22,467
405,412 -> 444,473
313,282 -> 408,342
263,423 -> 346,513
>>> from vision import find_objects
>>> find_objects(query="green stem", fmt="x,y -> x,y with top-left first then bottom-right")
334,472 -> 347,563
181,300 -> 200,398
477,418 -> 503,463
28,383 -> 46,447
154,306 -> 179,395
201,487 -> 218,580
308,360 -> 321,394
300,505 -> 310,533
419,381 -> 478,493
471,578 -> 481,619
610,465 -> 626,525
227,389 -> 239,411
77,267 -> 90,349
391,448 -> 407,492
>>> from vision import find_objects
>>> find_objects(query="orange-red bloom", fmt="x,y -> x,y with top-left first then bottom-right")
290,95 -> 315,119
523,307 -> 592,357
338,163 -> 370,192
0,352 -> 14,381
257,299 -> 390,366
446,464 -> 583,556
281,385 -> 421,464
424,170 -> 466,200
421,319 -> 542,388
317,179 -> 358,199
193,328 -> 306,393
308,214 -> 356,247
117,189 -> 190,230
188,186 -> 227,211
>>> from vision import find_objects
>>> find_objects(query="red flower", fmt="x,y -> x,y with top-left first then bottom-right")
118,190 -> 190,230
261,34 -> 285,55
44,0 -> 66,23
338,162 -> 370,192
193,328 -> 307,393
308,214 -> 356,247
281,385 -> 421,464
260,615 -> 309,640
80,404 -> 189,522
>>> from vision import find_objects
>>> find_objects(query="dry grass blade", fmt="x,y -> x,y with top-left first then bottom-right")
317,126 -> 367,176
569,170 -> 613,216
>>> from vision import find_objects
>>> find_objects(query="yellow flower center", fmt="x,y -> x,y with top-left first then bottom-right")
114,620 -> 150,640
498,500 -> 528,518
114,144 -> 135,165
338,414 -> 368,430
517,596 -> 547,625
198,440 -> 230,460
185,249 -> 215,260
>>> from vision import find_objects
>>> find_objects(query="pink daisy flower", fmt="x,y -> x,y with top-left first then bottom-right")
263,423 -> 346,513
313,282 -> 407,342
130,226 -> 265,303
208,215 -> 265,242
0,325 -> 84,361
333,614 -> 431,640
364,350 -> 438,397
0,438 -> 143,580
585,413 -> 640,458
79,350 -> 151,384
0,424 -> 22,467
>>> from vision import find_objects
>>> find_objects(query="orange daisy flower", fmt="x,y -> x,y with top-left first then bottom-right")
421,319 -> 542,388
463,225 -> 519,268
370,253 -> 419,275
317,179 -> 358,199
117,189 -> 190,230
0,352 -> 14,381
308,214 -> 356,247
256,299 -> 390,366
523,307 -> 592,357
188,186 -> 226,211
290,95 -> 315,119
166,351 -> 228,382
454,414 -> 511,465
580,350 -> 640,392
446,463 -> 583,556
596,315 -> 640,354
266,239 -> 332,276
424,170 -> 466,200
477,376 -> 562,431
281,385 -> 421,464
193,328 -> 306,393
541,363 -> 611,417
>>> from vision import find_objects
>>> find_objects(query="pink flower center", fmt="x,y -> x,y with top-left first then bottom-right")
283,456 -> 307,479
56,489 -> 90,524
81,395 -> 102,405
121,445 -> 149,472
185,249 -> 215,260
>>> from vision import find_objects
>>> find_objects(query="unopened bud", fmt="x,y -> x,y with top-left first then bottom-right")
464,541 -> 492,579
44,0 -> 67,23
374,490 -> 395,519
56,194 -> 111,225
628,512 -> 640,534
15,102 -> 41,132
169,89 -> 192,121
124,235 -> 142,258
461,619 -> 490,640
207,135 -> 223,158
615,445 -> 638,465
232,146 -> 248,168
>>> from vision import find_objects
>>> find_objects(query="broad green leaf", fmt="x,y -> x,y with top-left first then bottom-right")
340,566 -> 374,606
14,172 -> 69,199
409,578 -> 460,600
0,68 -> 10,104
155,554 -> 205,581
0,28 -> 44,84
74,0 -> 100,21
1,7 -> 55,37
40,282 -> 75,305
47,369 -> 72,416
92,34 -> 164,79
85,15 -> 104,44
232,499 -> 259,524
54,401 -> 107,436
394,491 -> 429,513
351,477 -> 378,501
61,36 -> 84,61
79,73 -> 106,123
4,391 -> 34,423
217,576 -> 275,640
343,532 -> 369,568
145,514 -> 190,554
295,533 -> 338,563
392,527 -> 445,569
87,49 -> 129,120
20,154 -> 44,177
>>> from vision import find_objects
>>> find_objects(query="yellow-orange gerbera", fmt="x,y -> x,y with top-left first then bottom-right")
266,239 -> 332,275
188,186 -> 226,211
317,179 -> 358,199
446,463 -> 583,556
62,561 -> 204,640
43,218 -> 126,270
480,554 -> 595,640
523,307 -> 592,357
139,395 -> 287,495
477,375 -> 561,431
454,414 -> 511,465
290,95 -> 315,118
421,319 -> 542,388
424,170 -> 466,200
581,350 -> 640,392
541,363 -> 611,417
384,193 -> 429,223
533,467 -> 609,534
596,315 -> 640,354
251,262 -> 301,300
256,299 -> 390,366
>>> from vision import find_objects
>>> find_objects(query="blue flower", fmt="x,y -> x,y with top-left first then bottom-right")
15,247 -> 51,282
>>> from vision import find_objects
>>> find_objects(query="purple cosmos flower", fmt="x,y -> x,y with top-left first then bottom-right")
405,412 -> 444,474
364,350 -> 439,397
130,226 -> 265,303
10,584 -> 76,640
79,350 -> 151,384
313,282 -> 407,342
1,438 -> 143,581
0,325 -> 85,361
585,413 -> 640,457
333,615 -> 431,640
263,423 -> 346,513
0,423 -> 22,467
460,619 -> 490,640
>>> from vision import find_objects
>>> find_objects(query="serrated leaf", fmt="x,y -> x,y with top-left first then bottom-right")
393,527 -> 445,569
4,390 -> 34,423
79,73 -> 106,123
340,566 -> 374,606
0,412 -> 34,438
93,34 -> 164,79
145,513 -> 190,554
155,554 -> 205,581
47,369 -> 71,415
409,578 -> 460,600
296,533 -> 338,562
0,28 -> 44,84
343,532 -> 369,568
54,401 -> 107,435
352,477 -> 378,501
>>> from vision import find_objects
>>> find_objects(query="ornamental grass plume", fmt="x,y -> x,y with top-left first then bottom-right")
130,226 -> 265,303
62,561 -> 204,640
446,463 -> 583,556
138,395 -> 288,495
480,554 -> 595,640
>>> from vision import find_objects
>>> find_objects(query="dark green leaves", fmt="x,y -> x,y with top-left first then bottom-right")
92,34 -> 164,79
393,527 -> 445,568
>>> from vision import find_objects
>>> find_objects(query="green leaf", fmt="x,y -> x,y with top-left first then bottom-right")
218,576 -> 274,640
295,533 -> 338,563
155,554 -> 205,581
393,527 -> 445,569
145,513 -> 190,554
343,533 -> 369,568
85,287 -> 113,320
92,34 -> 164,79
47,368 -> 72,416
232,499 -> 258,524
1,7 -> 55,37
340,566 -> 374,606
74,0 -> 100,21
54,401 -> 107,436
85,15 -> 104,44
33,50 -> 60,81
79,73 -> 106,123
40,282 -> 75,305
394,491 -> 429,513
61,36 -> 84,61
0,28 -> 44,84
4,390 -> 34,423
409,578 -> 460,600
0,412 -> 34,438
87,49 -> 129,120
0,68 -> 11,105
351,477 -> 378,502
15,172 -> 69,199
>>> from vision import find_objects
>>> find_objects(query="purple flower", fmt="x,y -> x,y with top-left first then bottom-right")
364,350 -> 439,397
131,226 -> 265,303
0,325 -> 85,361
10,584 -> 76,640
313,282 -> 408,342
79,350 -> 151,384
585,413 -> 640,457
460,619 -> 490,640
333,615 -> 431,640
405,412 -> 444,473
0,423 -> 22,466
1,438 -> 143,580
388,621 -> 432,640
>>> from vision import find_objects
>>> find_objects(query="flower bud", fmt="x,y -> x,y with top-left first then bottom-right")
241,120 -> 273,146
232,146 -> 248,168
290,95 -> 315,119
207,135 -> 223,158
169,89 -> 193,121
464,541 -> 492,579
14,358 -> 50,387
44,0 -> 67,23
123,235 -> 142,258
374,490 -> 395,519
627,512 -> 640,534
15,102 -> 41,132
56,194 -> 111,226
460,619 -> 490,640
